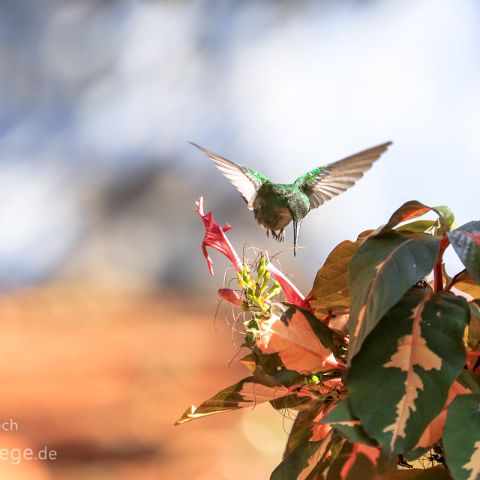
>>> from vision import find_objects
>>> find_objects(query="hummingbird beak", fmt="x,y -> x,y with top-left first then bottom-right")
293,220 -> 301,256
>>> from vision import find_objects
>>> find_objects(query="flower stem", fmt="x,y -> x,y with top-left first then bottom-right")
434,261 -> 443,292
433,235 -> 450,292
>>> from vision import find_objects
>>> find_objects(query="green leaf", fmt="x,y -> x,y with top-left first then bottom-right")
468,300 -> 480,350
321,398 -> 377,446
448,221 -> 480,284
348,288 -> 469,455
397,219 -> 437,234
444,393 -> 480,480
348,231 -> 441,360
457,370 -> 480,394
433,205 -> 455,232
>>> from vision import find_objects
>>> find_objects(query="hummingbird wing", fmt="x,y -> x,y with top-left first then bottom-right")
190,143 -> 270,209
295,142 -> 392,209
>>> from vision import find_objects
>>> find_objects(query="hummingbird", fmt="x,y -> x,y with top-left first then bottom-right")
192,141 -> 392,255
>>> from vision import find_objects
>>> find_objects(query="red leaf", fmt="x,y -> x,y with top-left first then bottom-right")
218,288 -> 245,308
267,262 -> 312,311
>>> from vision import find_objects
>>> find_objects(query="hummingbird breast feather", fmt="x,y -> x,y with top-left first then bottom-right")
252,184 -> 293,231
254,204 -> 292,231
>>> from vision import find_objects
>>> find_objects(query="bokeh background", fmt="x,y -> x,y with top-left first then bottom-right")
0,0 -> 479,478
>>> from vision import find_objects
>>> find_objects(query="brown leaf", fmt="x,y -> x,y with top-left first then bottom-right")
308,239 -> 362,314
449,269 -> 480,299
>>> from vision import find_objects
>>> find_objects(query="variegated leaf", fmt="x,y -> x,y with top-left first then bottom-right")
283,402 -> 326,459
415,381 -> 470,450
326,441 -> 399,480
339,443 -> 380,480
348,232 -> 441,361
271,440 -> 324,480
175,377 -> 296,425
258,303 -> 344,374
348,287 -> 469,454
444,393 -> 480,480
270,393 -> 313,411
244,350 -> 303,387
321,398 -> 376,446
271,431 -> 341,480
448,221 -> 480,284
330,447 -> 451,480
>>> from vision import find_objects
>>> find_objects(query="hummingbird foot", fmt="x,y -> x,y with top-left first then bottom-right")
271,229 -> 285,242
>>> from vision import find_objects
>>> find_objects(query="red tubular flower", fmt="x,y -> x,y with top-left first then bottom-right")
195,197 -> 243,276
266,262 -> 312,311
218,288 -> 246,308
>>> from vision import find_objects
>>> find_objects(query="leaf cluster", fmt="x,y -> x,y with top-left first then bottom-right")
179,200 -> 480,480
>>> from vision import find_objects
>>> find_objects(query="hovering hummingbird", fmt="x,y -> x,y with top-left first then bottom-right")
192,141 -> 392,255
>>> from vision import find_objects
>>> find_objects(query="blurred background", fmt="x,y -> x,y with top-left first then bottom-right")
0,0 -> 478,478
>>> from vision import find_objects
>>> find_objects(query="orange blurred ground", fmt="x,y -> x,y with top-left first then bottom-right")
0,283 -> 290,479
